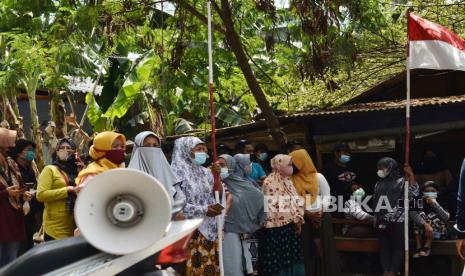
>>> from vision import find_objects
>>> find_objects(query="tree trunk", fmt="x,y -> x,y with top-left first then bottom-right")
217,0 -> 287,150
50,90 -> 67,138
1,95 -> 18,129
27,89 -> 45,170
9,89 -> 20,119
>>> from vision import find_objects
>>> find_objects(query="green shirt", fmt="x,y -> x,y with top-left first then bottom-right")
36,165 -> 75,239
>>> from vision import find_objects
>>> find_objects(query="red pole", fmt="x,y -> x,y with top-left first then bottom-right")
209,82 -> 219,191
404,11 -> 412,276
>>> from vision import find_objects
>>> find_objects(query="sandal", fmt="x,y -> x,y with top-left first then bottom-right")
420,247 -> 431,257
413,248 -> 423,258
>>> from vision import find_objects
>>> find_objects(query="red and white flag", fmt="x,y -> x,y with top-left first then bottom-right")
409,13 -> 465,71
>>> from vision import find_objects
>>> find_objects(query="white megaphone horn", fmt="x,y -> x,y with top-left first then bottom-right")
75,168 -> 173,255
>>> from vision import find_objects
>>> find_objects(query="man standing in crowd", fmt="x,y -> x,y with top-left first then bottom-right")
323,143 -> 357,218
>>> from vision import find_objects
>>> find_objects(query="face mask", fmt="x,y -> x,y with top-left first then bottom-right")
353,188 -> 366,201
377,169 -> 387,178
106,149 -> 126,164
25,151 -> 35,161
423,192 -> 438,199
192,152 -> 207,166
280,166 -> 293,177
220,167 -> 229,180
57,149 -> 70,161
339,154 -> 351,163
258,152 -> 268,161
245,163 -> 253,175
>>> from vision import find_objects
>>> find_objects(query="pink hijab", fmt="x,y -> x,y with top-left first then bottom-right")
262,154 -> 304,228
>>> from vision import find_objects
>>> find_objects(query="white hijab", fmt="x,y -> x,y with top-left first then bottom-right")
128,131 -> 178,199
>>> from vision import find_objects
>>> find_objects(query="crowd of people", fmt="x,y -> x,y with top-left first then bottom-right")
0,126 -> 463,276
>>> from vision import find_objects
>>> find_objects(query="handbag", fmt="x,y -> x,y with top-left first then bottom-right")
33,225 -> 45,244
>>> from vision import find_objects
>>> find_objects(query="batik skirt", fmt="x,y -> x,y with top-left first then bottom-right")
186,230 -> 219,276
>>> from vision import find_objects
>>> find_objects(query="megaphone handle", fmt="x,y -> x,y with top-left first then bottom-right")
215,190 -> 224,276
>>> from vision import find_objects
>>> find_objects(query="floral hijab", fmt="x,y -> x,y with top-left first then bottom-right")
262,154 -> 303,228
170,136 -> 217,241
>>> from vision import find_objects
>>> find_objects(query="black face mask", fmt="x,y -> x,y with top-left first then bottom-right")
292,164 -> 299,175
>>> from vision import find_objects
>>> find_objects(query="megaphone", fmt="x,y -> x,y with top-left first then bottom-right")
75,168 -> 172,255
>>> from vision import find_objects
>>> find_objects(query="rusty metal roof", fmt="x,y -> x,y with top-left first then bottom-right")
166,95 -> 465,140
284,94 -> 465,119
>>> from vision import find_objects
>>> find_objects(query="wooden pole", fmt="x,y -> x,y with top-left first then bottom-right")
208,2 -> 224,275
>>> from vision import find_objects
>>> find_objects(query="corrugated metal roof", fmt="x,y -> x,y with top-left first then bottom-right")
284,94 -> 465,119
166,95 -> 465,139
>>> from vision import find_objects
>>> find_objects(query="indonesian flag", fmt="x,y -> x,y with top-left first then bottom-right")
408,13 -> 465,71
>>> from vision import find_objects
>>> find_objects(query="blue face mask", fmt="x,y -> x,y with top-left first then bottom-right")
423,192 -> 438,199
258,152 -> 268,161
25,151 -> 35,161
192,152 -> 207,165
220,167 -> 229,180
339,154 -> 351,163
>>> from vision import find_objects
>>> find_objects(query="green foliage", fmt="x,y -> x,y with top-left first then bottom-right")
86,51 -> 161,132
2,0 -> 465,137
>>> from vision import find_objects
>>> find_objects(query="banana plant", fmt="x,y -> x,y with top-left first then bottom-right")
86,50 -> 162,133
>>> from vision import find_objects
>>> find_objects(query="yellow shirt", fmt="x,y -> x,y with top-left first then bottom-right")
36,165 -> 75,239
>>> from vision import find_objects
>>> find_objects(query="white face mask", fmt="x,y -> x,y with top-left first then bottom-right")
57,149 -> 70,161
377,169 -> 387,178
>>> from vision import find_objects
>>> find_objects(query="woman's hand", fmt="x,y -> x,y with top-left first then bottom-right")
210,163 -> 221,175
67,186 -> 81,194
7,186 -> 25,198
206,205 -> 222,217
23,191 -> 33,201
424,197 -> 436,205
403,165 -> 416,184
174,211 -> 185,221
76,161 -> 85,171
294,222 -> 302,235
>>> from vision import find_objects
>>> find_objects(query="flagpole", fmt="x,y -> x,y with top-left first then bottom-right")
404,11 -> 412,276
207,2 -> 224,276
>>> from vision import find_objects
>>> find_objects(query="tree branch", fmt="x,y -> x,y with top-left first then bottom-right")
243,47 -> 292,97
174,0 -> 226,34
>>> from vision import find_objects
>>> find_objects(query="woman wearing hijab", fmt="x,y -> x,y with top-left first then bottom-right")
9,139 -> 42,252
234,153 -> 259,187
288,149 -> 340,276
37,138 -> 80,241
0,128 -> 30,267
218,154 -> 265,276
128,131 -> 179,199
75,131 -> 126,187
259,154 -> 304,276
171,136 -> 222,276
231,153 -> 262,274
373,157 -> 427,276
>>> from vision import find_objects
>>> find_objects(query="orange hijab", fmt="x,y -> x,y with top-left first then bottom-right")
289,149 -> 319,204
76,131 -> 126,185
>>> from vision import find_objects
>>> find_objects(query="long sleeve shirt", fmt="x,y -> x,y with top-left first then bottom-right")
344,199 -> 373,221
36,165 -> 75,239
377,179 -> 426,227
